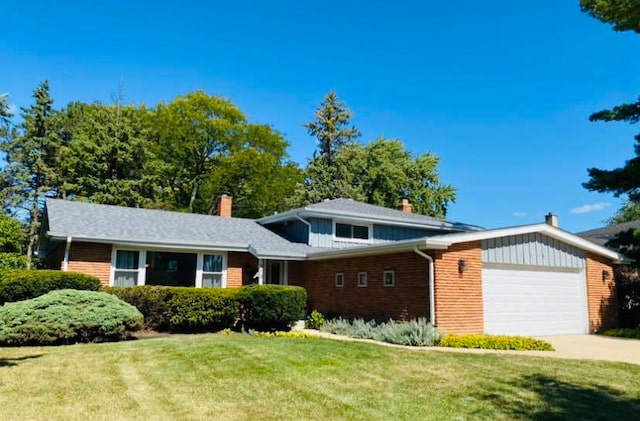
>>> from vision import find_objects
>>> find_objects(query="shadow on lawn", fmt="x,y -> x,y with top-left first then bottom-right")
477,374 -> 640,420
0,354 -> 42,368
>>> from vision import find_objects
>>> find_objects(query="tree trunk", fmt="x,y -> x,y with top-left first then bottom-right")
188,180 -> 199,213
26,196 -> 39,270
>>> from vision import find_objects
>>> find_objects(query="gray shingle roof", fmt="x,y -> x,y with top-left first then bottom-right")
44,199 -> 310,258
259,198 -> 481,231
577,220 -> 640,247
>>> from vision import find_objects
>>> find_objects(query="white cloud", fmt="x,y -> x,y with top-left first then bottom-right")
570,202 -> 610,215
513,211 -> 526,218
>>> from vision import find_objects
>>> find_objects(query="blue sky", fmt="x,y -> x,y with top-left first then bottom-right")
2,1 -> 639,232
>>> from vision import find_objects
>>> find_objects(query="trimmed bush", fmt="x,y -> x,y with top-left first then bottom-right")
321,317 -> 442,346
107,286 -> 171,330
0,270 -> 101,305
236,285 -> 307,331
108,286 -> 239,333
166,288 -> 239,332
107,285 -> 305,333
600,327 -> 640,339
439,334 -> 554,351
0,289 -> 143,346
305,310 -> 326,330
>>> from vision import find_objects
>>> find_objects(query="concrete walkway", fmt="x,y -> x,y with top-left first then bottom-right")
301,330 -> 640,365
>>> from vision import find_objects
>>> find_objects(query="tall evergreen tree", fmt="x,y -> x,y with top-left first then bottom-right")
304,90 -> 360,166
0,80 -> 61,267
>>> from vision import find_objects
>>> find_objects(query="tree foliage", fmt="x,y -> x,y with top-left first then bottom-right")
580,0 -> 640,33
304,90 -> 360,166
296,92 -> 455,217
0,80 -> 61,268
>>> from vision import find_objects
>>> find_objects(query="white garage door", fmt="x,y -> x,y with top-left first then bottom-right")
482,266 -> 588,336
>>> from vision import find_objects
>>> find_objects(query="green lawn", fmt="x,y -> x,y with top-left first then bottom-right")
1,334 -> 639,420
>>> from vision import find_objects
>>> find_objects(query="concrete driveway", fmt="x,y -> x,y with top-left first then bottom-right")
536,335 -> 640,365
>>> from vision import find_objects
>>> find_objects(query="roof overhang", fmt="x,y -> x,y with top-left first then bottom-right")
47,232 -> 308,261
306,237 -> 450,260
426,224 -> 627,262
257,208 -> 470,231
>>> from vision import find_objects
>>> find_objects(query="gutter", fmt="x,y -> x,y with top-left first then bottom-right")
294,213 -> 312,246
413,246 -> 436,326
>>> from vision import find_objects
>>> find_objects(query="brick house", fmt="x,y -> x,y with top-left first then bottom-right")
39,196 -> 624,336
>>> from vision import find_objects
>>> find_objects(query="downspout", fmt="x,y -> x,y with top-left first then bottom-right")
62,236 -> 72,272
413,246 -> 435,326
294,213 -> 312,246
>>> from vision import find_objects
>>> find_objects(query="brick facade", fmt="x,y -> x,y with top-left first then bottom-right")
67,242 -> 112,287
292,252 -> 430,321
227,252 -> 259,287
585,252 -> 618,332
433,241 -> 483,334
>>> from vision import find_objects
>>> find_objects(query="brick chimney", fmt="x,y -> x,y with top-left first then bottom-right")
215,195 -> 233,217
545,212 -> 558,227
397,198 -> 413,214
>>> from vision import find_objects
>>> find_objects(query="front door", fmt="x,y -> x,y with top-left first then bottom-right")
266,260 -> 286,285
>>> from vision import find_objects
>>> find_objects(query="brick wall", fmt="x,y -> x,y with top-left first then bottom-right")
227,252 -> 258,287
293,252 -> 430,321
585,252 -> 618,332
433,241 -> 483,334
67,242 -> 112,287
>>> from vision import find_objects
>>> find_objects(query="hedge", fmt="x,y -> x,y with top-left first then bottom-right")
236,285 -> 306,331
0,289 -> 143,346
0,270 -> 101,305
600,327 -> 640,339
107,285 -> 307,333
439,334 -> 554,351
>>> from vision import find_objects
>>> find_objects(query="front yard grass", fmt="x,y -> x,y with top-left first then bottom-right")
1,334 -> 639,420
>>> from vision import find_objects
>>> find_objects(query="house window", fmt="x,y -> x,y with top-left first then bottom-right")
146,251 -> 197,287
384,270 -> 395,287
358,272 -> 368,287
335,222 -> 371,241
335,273 -> 344,287
114,250 -> 139,287
202,254 -> 224,288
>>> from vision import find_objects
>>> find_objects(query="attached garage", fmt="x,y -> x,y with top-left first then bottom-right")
431,225 -> 622,336
482,265 -> 588,336
481,233 -> 589,336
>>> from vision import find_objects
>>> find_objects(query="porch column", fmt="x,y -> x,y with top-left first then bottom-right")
256,259 -> 265,285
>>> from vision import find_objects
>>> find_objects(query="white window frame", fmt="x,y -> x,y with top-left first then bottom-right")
109,245 -> 228,288
335,272 -> 344,287
383,270 -> 395,287
357,271 -> 368,287
199,253 -> 228,288
333,219 -> 373,244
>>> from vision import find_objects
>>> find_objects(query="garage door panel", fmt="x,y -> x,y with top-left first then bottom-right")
482,266 -> 587,336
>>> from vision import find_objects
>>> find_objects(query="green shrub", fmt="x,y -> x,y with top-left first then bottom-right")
0,253 -> 28,270
305,310 -> 326,330
439,334 -> 554,351
107,286 -> 171,330
321,317 -> 442,346
375,318 -> 442,346
166,288 -> 239,332
107,286 -> 239,333
107,285 -> 306,333
236,285 -> 306,331
600,327 -> 640,339
0,270 -> 101,305
0,289 -> 143,346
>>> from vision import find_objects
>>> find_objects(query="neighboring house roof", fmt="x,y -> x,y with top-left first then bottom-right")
42,199 -> 310,260
307,223 -> 626,262
577,220 -> 640,247
258,198 -> 482,232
